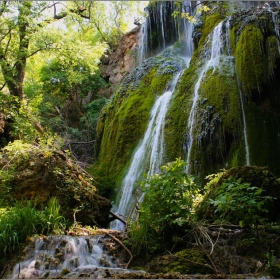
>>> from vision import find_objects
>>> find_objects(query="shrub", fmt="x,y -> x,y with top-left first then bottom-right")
209,176 -> 275,227
128,159 -> 201,256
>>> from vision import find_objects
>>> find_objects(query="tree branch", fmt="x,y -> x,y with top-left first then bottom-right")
4,31 -> 12,57
0,82 -> 6,91
109,211 -> 127,226
70,140 -> 95,145
40,1 -> 60,13
0,1 -> 7,17
105,232 -> 133,269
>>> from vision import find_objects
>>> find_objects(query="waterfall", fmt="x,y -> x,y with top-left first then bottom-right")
115,3 -> 195,229
268,5 -> 280,53
159,2 -> 166,50
9,235 -> 119,279
113,71 -> 182,230
186,17 -> 252,171
186,22 -> 224,173
236,82 -> 250,166
138,7 -> 149,64
138,1 -> 194,64
182,1 -> 194,63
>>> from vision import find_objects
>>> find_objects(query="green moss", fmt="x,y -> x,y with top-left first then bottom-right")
229,23 -> 240,52
94,7 -> 280,195
93,55 -> 181,195
266,35 -> 280,76
199,12 -> 224,47
167,54 -> 245,179
147,249 -> 212,274
235,25 -> 267,94
245,100 -> 280,175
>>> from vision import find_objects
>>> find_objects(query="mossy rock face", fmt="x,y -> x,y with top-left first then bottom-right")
167,6 -> 280,180
146,249 -> 212,274
188,57 -> 243,176
231,8 -> 280,97
0,142 -> 112,227
95,5 -> 280,191
196,166 -> 280,223
93,48 -> 186,195
166,54 -> 243,179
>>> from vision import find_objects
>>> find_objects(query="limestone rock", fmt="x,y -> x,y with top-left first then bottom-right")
99,27 -> 140,97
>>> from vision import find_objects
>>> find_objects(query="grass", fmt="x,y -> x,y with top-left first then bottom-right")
0,197 -> 66,257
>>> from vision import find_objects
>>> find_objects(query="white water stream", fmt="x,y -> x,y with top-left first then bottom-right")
225,17 -> 250,165
114,11 -> 195,230
160,2 -> 166,50
113,72 -> 182,230
186,22 -> 224,173
10,235 -> 118,279
186,18 -> 252,171
268,5 -> 280,53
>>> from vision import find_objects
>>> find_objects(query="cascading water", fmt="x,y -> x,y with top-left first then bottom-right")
186,21 -> 224,173
182,1 -> 194,63
138,7 -> 150,64
159,2 -> 166,50
113,71 -> 182,230
9,235 -> 119,279
114,6 -> 195,229
138,1 -> 194,64
186,17 -> 253,172
267,4 -> 280,53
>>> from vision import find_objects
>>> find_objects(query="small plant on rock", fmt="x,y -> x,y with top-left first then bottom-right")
209,176 -> 275,227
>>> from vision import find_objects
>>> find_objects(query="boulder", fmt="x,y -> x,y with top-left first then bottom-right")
0,142 -> 112,227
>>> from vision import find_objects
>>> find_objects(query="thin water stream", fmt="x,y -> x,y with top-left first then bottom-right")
114,11 -> 194,229
186,22 -> 224,173
113,71 -> 182,230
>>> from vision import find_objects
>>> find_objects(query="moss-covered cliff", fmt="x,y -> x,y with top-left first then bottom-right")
94,3 -> 280,193
93,49 -> 185,195
166,5 -> 280,179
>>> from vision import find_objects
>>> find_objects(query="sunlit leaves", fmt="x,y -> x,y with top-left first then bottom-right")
209,176 -> 275,227
140,158 -> 201,230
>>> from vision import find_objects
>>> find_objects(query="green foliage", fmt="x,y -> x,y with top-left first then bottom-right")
0,92 -> 41,143
141,159 -> 200,229
172,2 -> 210,24
209,176 -> 275,227
39,58 -> 106,104
128,159 -> 200,256
40,197 -> 66,235
66,1 -> 144,45
0,198 -> 66,257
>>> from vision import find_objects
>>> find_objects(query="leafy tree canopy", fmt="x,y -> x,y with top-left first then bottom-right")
0,1 -> 143,99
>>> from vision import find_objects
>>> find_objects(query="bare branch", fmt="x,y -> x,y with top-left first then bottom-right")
0,82 -> 6,91
40,2 -> 60,13
105,232 -> 133,269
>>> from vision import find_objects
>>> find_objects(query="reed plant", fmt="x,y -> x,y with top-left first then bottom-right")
0,197 -> 66,257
